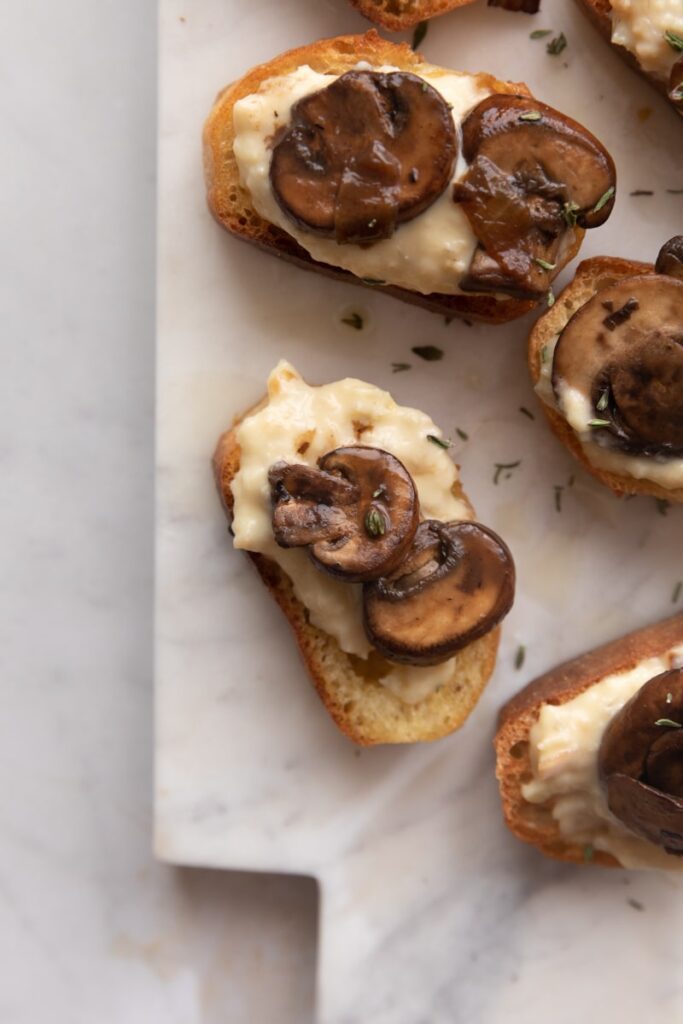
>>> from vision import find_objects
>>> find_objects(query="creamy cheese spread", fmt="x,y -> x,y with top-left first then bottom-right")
611,0 -> 683,82
522,644 -> 683,869
232,64 -> 492,296
536,332 -> 683,490
231,361 -> 471,703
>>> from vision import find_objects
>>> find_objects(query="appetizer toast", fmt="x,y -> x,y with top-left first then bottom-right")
348,0 -> 476,31
203,31 -> 616,323
529,242 -> 683,503
495,613 -> 683,868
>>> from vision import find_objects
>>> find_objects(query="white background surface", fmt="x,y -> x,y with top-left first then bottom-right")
2,2 -> 317,1022
155,1 -> 683,1023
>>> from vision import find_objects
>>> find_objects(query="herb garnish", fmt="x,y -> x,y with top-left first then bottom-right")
519,406 -> 535,420
667,188 -> 683,194
372,487 -> 384,499
341,312 -> 364,330
412,20 -> 428,49
427,434 -> 453,449
627,899 -> 644,912
541,344 -> 549,363
493,460 -> 521,484
361,276 -> 385,286
583,844 -> 594,862
365,507 -> 386,538
547,291 -> 555,308
655,718 -> 682,729
592,186 -> 615,214
673,581 -> 682,604
665,30 -> 683,52
667,692 -> 674,705
530,29 -> 552,40
630,190 -> 654,197
391,362 -> 411,373
514,645 -> 526,670
562,201 -> 580,227
554,485 -> 563,513
547,32 -> 567,56
456,427 -> 469,441
588,418 -> 610,428
534,257 -> 556,270
520,111 -> 542,122
656,498 -> 671,516
596,389 -> 609,412
412,345 -> 444,362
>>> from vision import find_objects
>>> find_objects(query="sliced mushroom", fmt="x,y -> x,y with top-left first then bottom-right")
551,274 -> 683,456
270,70 -> 457,245
269,446 -> 419,582
453,94 -> 616,298
669,57 -> 683,113
362,520 -> 515,666
599,669 -> 683,855
655,236 -> 683,281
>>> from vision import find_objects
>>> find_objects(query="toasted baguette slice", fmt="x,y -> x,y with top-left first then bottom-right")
528,256 -> 683,503
577,0 -> 682,117
213,405 -> 500,746
203,31 -> 584,325
348,0 -> 475,30
495,612 -> 683,866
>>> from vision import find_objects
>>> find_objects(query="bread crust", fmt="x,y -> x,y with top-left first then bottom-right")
528,256 -> 683,503
213,399 -> 502,746
203,30 -> 585,325
494,612 -> 683,866
576,0 -> 682,117
348,0 -> 476,31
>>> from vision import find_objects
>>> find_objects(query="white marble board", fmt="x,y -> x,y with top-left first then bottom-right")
155,2 -> 683,1021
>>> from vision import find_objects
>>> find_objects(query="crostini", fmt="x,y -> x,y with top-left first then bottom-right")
495,613 -> 683,869
203,31 -> 616,324
529,236 -> 683,503
348,0 -> 476,31
213,361 -> 515,745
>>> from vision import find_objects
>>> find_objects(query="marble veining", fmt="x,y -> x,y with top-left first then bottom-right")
156,1 -> 683,1021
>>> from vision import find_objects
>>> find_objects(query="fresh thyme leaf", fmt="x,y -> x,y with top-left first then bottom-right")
412,345 -> 444,362
583,844 -> 594,862
427,434 -> 452,449
588,418 -> 610,428
656,498 -> 671,516
361,276 -> 385,286
596,390 -> 609,412
554,485 -> 563,512
520,111 -> 542,122
541,344 -> 549,363
365,507 -> 386,538
655,718 -> 682,729
547,32 -> 567,56
547,290 -> 555,308
456,427 -> 469,441
493,460 -> 521,484
412,20 -> 428,49
530,29 -> 552,39
514,645 -> 526,671
534,257 -> 556,270
391,362 -> 411,373
629,189 -> 654,196
562,200 -> 580,227
519,406 -> 535,420
592,185 -> 615,214
667,692 -> 674,704
372,486 -> 384,499
665,30 -> 683,52
673,581 -> 682,604
341,312 -> 363,330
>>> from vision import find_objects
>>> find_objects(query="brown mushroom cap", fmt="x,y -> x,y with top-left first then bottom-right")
269,446 -> 419,583
598,668 -> 683,855
656,236 -> 683,281
270,70 -> 457,245
362,520 -> 515,666
453,94 -> 616,298
669,57 -> 683,113
551,275 -> 683,457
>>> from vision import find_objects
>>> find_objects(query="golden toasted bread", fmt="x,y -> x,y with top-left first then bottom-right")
577,0 -> 682,116
213,405 -> 501,747
203,30 -> 586,325
528,256 -> 683,503
348,0 -> 476,31
495,612 -> 683,866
